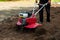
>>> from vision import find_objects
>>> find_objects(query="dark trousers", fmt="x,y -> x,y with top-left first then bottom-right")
39,4 -> 50,23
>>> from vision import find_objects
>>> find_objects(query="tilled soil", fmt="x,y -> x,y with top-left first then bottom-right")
0,7 -> 60,40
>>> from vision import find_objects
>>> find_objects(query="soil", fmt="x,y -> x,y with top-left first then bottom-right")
0,6 -> 60,40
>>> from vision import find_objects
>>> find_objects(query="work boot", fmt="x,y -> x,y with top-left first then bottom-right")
46,22 -> 51,26
39,22 -> 43,24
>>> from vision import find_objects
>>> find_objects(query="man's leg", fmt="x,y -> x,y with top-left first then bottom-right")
45,4 -> 50,22
39,5 -> 44,23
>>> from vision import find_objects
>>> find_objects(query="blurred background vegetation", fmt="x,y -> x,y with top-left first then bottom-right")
52,0 -> 60,2
0,0 -> 60,2
0,0 -> 20,1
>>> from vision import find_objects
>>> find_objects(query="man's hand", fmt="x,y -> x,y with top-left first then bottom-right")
35,0 -> 38,3
48,1 -> 51,4
48,0 -> 51,4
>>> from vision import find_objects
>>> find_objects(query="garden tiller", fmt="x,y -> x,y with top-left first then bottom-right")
16,3 -> 48,29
